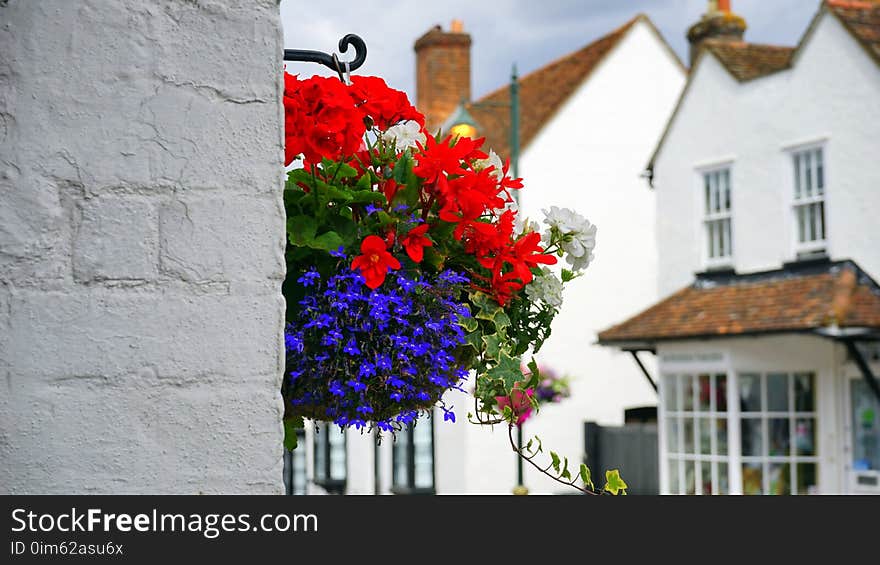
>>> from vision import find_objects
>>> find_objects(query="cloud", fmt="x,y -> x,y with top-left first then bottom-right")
281,0 -> 820,100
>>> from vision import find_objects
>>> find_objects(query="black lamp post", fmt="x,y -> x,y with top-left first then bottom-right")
448,64 -> 527,494
447,64 -> 521,206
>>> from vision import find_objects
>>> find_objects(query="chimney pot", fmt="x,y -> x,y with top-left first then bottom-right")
687,0 -> 746,66
451,19 -> 464,33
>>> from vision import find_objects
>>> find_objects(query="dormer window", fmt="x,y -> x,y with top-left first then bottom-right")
792,147 -> 826,257
703,167 -> 733,268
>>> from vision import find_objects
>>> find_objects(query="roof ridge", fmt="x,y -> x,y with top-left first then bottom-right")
703,39 -> 796,50
826,0 -> 880,8
693,258 -> 872,287
472,14 -> 642,104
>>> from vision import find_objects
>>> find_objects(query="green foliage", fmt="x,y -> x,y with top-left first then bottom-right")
561,457 -> 571,480
283,416 -> 304,451
603,469 -> 628,495
579,464 -> 594,490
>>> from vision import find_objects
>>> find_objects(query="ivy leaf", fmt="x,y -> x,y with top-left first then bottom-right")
458,312 -> 478,333
603,469 -> 628,495
522,357 -> 541,388
482,333 -> 502,361
534,435 -> 543,454
475,300 -> 500,322
465,330 -> 483,352
550,451 -> 561,474
527,358 -> 540,378
287,215 -> 317,246
561,457 -> 571,480
486,351 -> 523,391
579,464 -> 594,490
493,310 -> 511,332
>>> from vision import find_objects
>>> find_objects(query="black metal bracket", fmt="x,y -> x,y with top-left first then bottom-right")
627,350 -> 658,393
284,34 -> 367,77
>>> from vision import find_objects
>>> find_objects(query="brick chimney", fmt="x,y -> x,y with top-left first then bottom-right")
414,20 -> 472,133
687,0 -> 747,67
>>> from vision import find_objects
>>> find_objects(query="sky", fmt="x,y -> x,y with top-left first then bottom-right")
280,0 -> 821,100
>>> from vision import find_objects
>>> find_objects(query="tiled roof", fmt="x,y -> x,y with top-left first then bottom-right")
827,0 -> 880,64
464,15 -> 680,160
647,0 -> 880,179
702,40 -> 795,81
697,1 -> 880,82
598,260 -> 880,345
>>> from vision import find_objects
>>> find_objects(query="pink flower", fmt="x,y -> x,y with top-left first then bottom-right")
495,387 -> 534,426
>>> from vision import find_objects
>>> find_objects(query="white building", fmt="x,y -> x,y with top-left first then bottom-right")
287,14 -> 686,495
599,0 -> 880,494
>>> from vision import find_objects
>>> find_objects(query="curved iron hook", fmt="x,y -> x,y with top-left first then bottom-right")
284,33 -> 367,74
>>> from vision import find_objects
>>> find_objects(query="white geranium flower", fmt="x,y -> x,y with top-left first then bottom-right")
475,149 -> 504,180
381,120 -> 426,152
514,215 -> 539,236
542,206 -> 597,272
525,268 -> 564,308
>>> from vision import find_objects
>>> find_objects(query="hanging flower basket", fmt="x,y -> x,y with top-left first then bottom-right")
280,70 -> 623,493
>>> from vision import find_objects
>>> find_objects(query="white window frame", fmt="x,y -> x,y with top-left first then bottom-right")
659,357 -> 821,496
784,140 -> 828,258
696,163 -> 734,270
662,372 -> 732,495
737,372 -> 820,495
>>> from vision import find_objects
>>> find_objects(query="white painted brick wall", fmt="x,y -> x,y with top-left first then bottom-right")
0,0 -> 286,493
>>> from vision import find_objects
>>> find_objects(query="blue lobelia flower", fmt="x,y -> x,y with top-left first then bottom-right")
284,263 -> 471,433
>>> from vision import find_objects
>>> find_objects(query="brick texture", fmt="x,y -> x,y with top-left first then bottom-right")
414,25 -> 472,133
0,0 -> 286,494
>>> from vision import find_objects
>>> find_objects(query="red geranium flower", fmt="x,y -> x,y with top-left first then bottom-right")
351,235 -> 401,289
401,224 -> 433,263
283,74 -> 366,167
412,135 -> 487,184
506,231 -> 557,285
348,76 -> 425,130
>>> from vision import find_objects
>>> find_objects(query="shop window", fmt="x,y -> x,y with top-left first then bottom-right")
739,372 -> 818,494
663,373 -> 730,494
